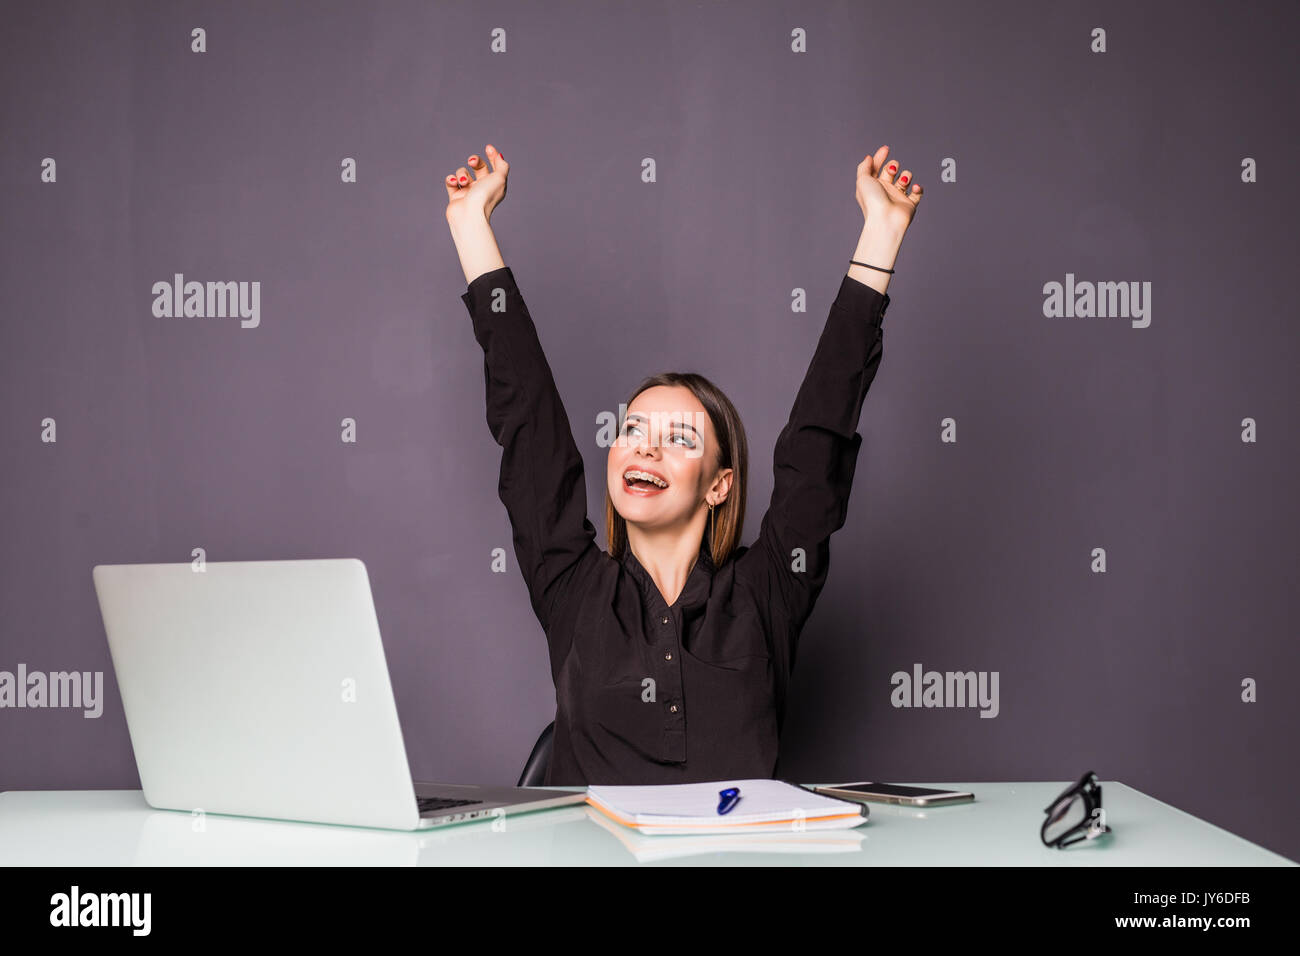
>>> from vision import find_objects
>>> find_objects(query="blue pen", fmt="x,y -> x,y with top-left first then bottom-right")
717,786 -> 741,815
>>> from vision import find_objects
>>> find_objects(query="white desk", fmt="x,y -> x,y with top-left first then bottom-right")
1,782 -> 1293,866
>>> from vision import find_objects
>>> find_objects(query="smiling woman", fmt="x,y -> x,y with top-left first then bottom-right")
445,142 -> 921,786
604,373 -> 750,595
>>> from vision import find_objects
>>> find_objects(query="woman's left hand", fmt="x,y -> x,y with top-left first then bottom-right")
856,145 -> 923,237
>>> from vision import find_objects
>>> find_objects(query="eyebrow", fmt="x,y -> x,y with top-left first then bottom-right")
624,413 -> 700,437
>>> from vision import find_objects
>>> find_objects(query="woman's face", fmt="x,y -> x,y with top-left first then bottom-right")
607,385 -> 729,533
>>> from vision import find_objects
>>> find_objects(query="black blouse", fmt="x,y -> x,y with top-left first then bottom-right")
462,266 -> 888,785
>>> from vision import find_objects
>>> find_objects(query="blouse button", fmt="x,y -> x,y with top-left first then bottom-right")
660,615 -> 669,625
669,704 -> 678,713
664,652 -> 672,661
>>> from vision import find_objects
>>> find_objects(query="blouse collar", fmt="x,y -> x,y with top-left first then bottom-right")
621,535 -> 715,613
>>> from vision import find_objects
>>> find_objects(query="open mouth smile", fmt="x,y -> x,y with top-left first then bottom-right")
622,468 -> 669,496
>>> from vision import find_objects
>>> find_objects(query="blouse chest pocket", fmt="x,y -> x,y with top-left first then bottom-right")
678,646 -> 779,760
685,602 -> 774,662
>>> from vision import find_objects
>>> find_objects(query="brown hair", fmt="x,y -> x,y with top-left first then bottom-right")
604,372 -> 748,569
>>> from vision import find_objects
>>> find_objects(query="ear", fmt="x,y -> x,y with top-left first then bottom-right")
709,466 -> 734,505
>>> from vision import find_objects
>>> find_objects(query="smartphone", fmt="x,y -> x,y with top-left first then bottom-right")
811,782 -> 974,807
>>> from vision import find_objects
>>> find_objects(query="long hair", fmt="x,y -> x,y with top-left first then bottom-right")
604,372 -> 748,569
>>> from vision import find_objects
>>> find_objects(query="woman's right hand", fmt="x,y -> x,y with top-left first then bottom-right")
445,144 -> 508,227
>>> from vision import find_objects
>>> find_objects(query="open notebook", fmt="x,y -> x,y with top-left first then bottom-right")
585,779 -> 869,835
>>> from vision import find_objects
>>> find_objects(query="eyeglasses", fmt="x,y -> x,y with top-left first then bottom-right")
1041,770 -> 1113,848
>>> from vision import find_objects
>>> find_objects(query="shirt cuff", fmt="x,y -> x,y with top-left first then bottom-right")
460,266 -> 518,314
833,272 -> 890,326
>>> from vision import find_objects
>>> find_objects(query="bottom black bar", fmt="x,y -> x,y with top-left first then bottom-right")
2,865 -> 1296,940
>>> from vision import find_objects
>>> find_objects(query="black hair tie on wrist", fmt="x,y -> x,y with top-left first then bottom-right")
850,258 -> 894,274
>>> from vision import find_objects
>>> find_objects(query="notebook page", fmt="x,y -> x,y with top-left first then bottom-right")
587,778 -> 863,826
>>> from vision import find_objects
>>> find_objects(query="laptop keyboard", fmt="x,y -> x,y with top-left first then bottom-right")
417,796 -> 483,813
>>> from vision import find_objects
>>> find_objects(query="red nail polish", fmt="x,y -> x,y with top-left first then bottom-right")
900,176 -> 908,183
459,177 -> 467,183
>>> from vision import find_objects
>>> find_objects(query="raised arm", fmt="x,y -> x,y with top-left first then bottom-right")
736,268 -> 888,641
446,146 -> 598,634
460,266 -> 598,633
737,145 -> 922,684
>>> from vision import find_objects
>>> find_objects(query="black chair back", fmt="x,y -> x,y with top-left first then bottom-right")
516,720 -> 555,787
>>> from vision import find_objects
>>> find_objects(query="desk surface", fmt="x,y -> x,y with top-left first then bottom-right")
1,782 -> 1293,866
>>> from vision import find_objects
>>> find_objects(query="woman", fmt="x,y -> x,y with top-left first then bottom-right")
444,143 -> 922,785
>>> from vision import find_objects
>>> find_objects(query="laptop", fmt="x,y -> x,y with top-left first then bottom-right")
91,558 -> 586,831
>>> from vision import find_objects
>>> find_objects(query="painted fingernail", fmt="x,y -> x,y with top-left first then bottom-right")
459,176 -> 467,183
900,175 -> 909,183
888,164 -> 897,172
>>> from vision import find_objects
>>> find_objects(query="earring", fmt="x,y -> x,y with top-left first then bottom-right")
709,501 -> 715,542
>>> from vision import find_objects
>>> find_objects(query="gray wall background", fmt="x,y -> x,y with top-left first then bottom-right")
3,0 -> 1297,860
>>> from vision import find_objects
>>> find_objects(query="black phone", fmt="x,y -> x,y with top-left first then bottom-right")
810,782 -> 975,807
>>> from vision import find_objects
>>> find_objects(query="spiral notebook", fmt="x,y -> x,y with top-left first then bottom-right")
585,778 -> 869,835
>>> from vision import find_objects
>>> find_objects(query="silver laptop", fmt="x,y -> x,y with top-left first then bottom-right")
91,558 -> 585,831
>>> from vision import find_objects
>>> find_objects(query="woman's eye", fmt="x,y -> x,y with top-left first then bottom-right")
622,422 -> 694,448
